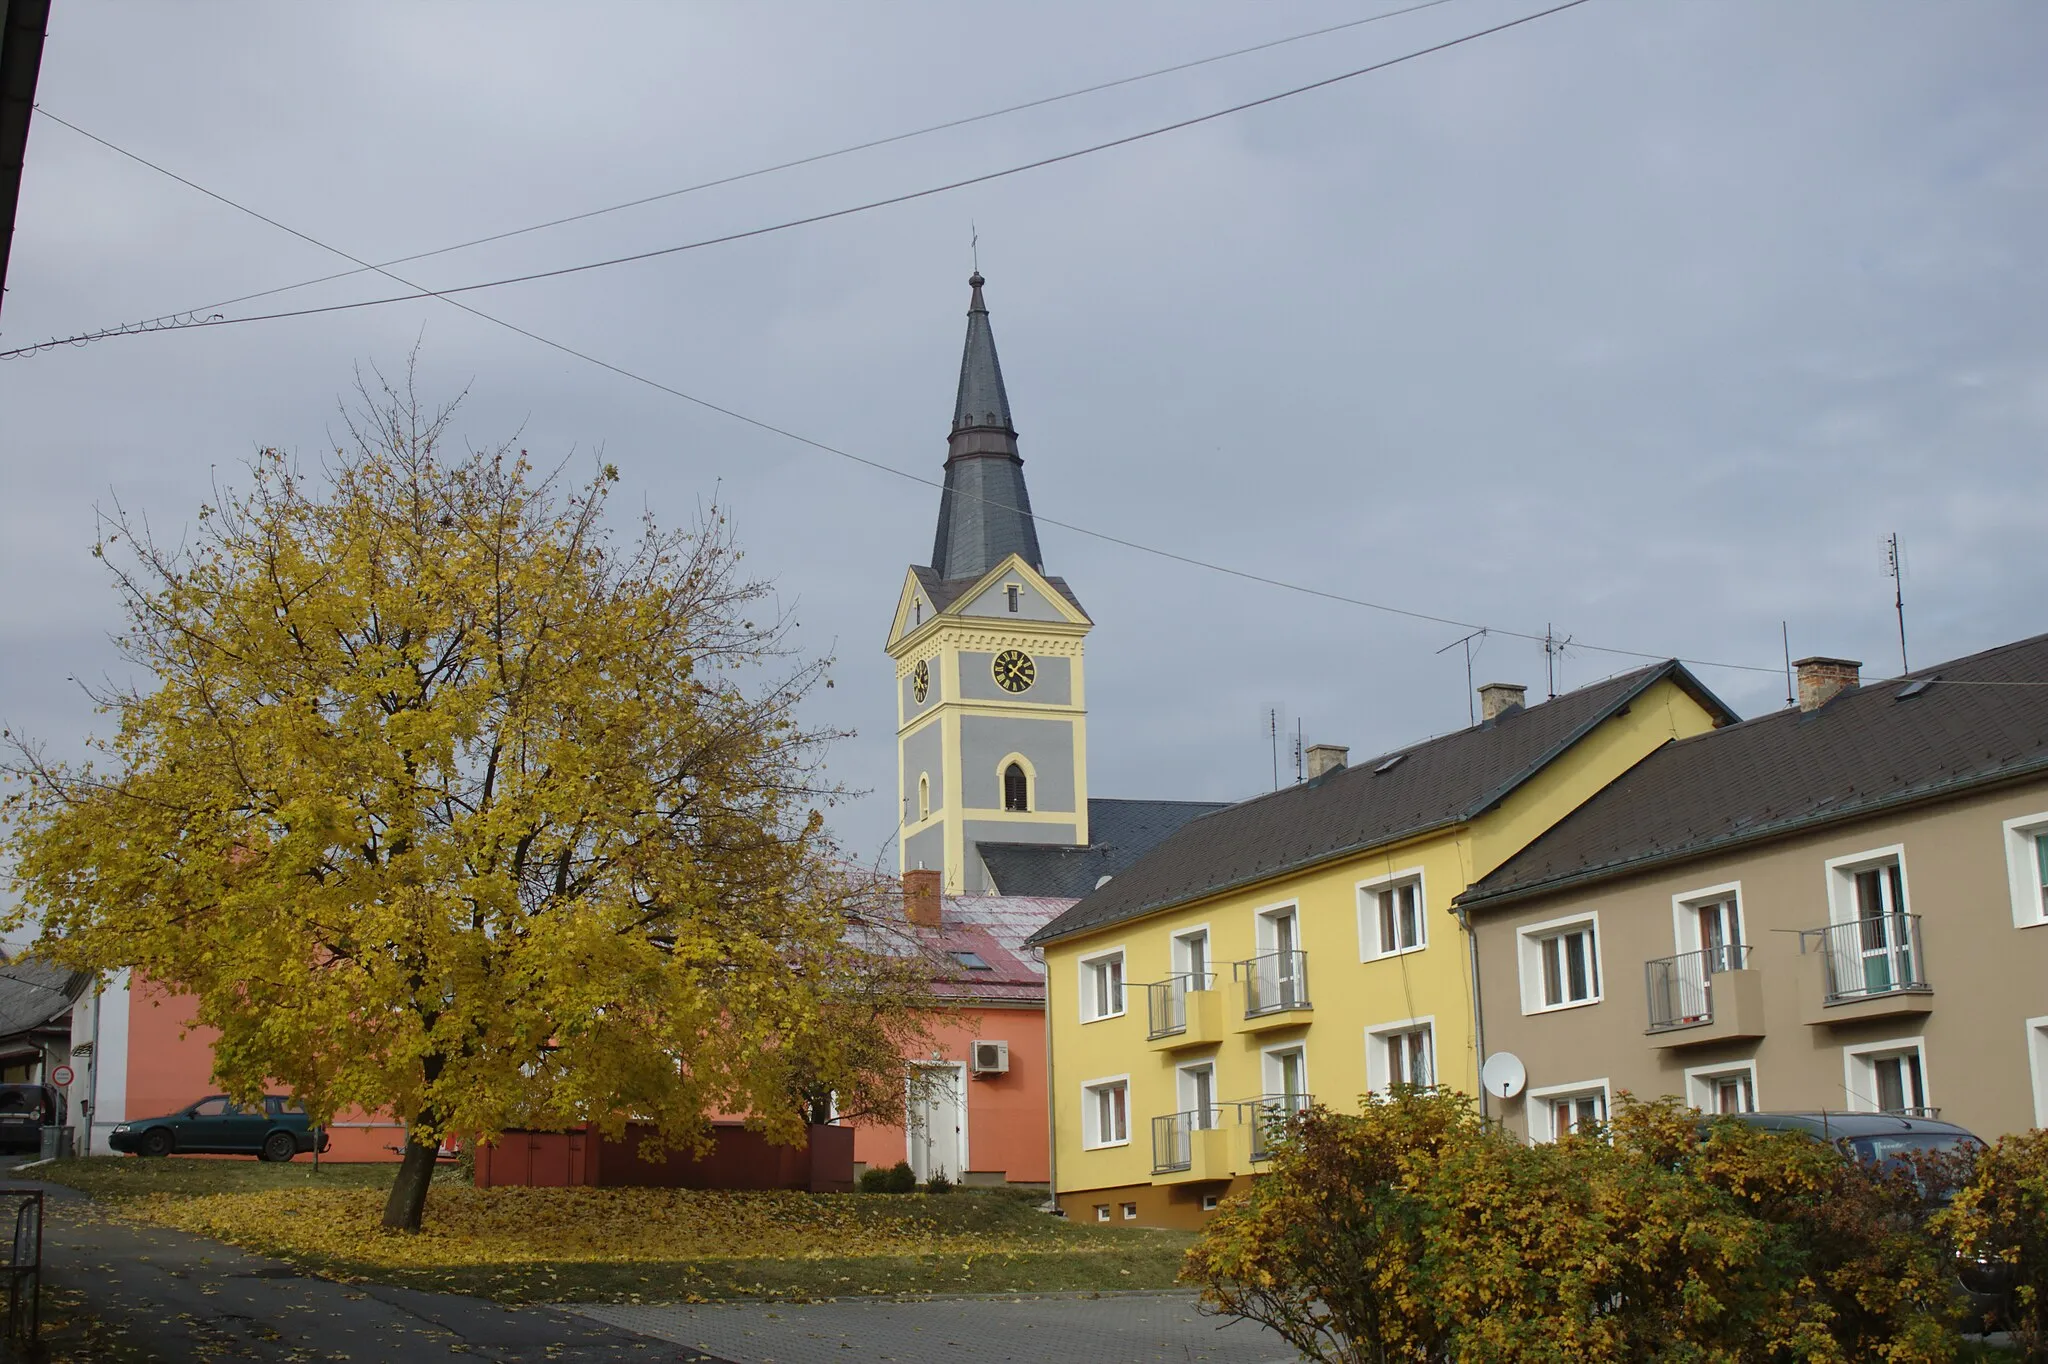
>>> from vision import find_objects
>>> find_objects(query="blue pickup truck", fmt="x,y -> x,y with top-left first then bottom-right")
109,1094 -> 328,1163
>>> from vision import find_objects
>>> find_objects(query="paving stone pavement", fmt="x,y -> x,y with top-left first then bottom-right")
577,1292 -> 1303,1364
24,1180 -> 676,1362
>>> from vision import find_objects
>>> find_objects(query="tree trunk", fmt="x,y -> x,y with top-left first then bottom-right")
381,1131 -> 441,1232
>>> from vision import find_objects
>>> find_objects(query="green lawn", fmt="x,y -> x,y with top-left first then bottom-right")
34,1157 -> 1198,1304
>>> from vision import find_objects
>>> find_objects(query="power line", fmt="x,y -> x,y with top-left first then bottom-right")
3,0 -> 1592,359
31,0 -> 1466,333
9,11 -> 1795,680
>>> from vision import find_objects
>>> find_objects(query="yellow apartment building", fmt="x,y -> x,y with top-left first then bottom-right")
1026,663 -> 1736,1227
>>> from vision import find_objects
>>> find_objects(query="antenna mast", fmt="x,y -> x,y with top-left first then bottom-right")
1543,624 -> 1573,699
1269,708 -> 1279,792
1294,719 -> 1304,784
1887,533 -> 1909,673
1781,621 -> 1794,709
1437,628 -> 1488,726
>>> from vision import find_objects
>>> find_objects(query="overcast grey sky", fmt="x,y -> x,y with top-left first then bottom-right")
4,0 -> 2045,863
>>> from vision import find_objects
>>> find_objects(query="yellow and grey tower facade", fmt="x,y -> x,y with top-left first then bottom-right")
887,274 -> 1093,894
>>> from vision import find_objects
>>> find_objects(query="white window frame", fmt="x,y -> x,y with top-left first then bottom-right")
1177,1058 -> 1219,1127
1516,911 -> 1604,1015
1077,946 -> 1127,1023
1364,1016 -> 1436,1094
1260,1041 -> 1309,1104
1080,1074 -> 1132,1149
1254,900 -> 1302,955
1120,1201 -> 1138,1220
1670,880 -> 1745,955
1841,1035 -> 1931,1115
2028,1016 -> 2048,1130
1823,844 -> 1911,926
1683,1060 -> 1760,1115
2002,813 -> 2048,930
1171,925 -> 1213,987
1357,866 -> 1429,961
1526,1078 -> 1611,1143
1200,1193 -> 1220,1211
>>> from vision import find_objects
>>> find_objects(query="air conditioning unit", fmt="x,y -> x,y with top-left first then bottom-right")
971,1040 -> 1010,1076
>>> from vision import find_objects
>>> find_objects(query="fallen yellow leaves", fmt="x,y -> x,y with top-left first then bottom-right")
119,1187 -> 1106,1271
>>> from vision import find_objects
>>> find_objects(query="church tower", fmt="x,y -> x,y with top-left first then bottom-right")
887,274 -> 1092,894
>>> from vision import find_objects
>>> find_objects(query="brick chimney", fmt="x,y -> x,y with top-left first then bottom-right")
1478,682 -> 1527,722
1305,744 -> 1348,779
1794,656 -> 1860,712
904,868 -> 943,928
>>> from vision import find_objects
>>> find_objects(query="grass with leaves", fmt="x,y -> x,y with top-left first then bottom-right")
36,1157 -> 1195,1303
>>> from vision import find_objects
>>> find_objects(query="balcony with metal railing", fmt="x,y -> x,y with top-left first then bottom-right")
1643,944 -> 1765,1047
1801,914 -> 1935,1026
1150,1095 -> 1314,1180
1232,950 -> 1311,1031
1145,973 -> 1223,1050
1150,1107 -> 1227,1180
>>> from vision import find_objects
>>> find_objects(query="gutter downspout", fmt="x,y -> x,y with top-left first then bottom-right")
1040,946 -> 1059,1212
1456,905 -> 1487,1122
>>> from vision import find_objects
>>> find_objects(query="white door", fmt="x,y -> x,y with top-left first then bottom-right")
908,1064 -> 965,1184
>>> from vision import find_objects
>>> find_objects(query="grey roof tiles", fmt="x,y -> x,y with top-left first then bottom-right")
929,273 -> 1045,581
977,798 -> 1231,899
1026,661 -> 1739,946
1460,631 -> 2048,910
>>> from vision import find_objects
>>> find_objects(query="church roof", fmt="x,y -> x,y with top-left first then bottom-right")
977,798 -> 1232,898
928,273 -> 1046,581
908,564 -> 1087,620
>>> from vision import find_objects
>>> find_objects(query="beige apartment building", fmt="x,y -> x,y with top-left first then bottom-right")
1459,636 -> 2048,1143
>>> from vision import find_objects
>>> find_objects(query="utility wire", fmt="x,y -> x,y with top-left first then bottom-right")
18,81 -> 1797,683
4,0 -> 1592,359
35,0 -> 1466,331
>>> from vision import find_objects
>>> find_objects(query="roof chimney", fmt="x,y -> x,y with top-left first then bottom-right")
1305,744 -> 1348,779
1477,682 -> 1527,722
1793,656 -> 1860,712
904,869 -> 943,928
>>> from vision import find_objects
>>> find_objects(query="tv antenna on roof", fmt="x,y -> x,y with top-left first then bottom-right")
1437,628 -> 1488,725
1887,532 -> 1909,674
1543,623 -> 1574,699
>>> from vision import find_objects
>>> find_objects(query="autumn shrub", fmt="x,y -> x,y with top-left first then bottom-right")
884,1161 -> 917,1194
856,1167 -> 890,1194
925,1171 -> 954,1195
1183,1088 -> 1965,1363
1936,1127 -> 2048,1358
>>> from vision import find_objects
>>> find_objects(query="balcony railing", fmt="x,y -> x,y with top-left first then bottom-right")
1235,950 -> 1310,1018
1150,1106 -> 1221,1175
1145,972 -> 1214,1040
1645,944 -> 1751,1032
1810,914 -> 1929,1003
1238,1092 -> 1313,1162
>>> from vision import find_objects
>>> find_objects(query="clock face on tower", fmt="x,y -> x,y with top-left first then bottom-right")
992,649 -> 1036,694
912,660 -> 930,703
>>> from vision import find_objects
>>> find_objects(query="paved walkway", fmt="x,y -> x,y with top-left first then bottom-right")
23,1179 -> 1299,1363
579,1293 -> 1300,1364
24,1181 -> 671,1362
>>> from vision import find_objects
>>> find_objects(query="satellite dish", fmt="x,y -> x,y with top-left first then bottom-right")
1480,1052 -> 1527,1100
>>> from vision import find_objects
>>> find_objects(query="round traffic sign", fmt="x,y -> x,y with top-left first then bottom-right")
50,1064 -> 74,1087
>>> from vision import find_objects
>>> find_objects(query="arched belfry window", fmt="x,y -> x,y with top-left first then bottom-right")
1003,762 -> 1029,812
918,773 -> 931,820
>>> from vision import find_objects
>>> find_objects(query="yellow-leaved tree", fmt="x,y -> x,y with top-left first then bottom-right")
3,372 -> 930,1231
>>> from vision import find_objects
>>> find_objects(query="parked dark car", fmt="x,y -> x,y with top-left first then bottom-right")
1715,1110 -> 1983,1170
0,1083 -> 61,1154
108,1094 -> 328,1163
1714,1111 -> 2006,1320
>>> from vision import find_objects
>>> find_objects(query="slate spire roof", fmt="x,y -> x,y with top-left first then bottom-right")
930,273 -> 1045,580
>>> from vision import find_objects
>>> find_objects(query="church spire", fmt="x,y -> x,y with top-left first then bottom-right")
930,272 -> 1044,580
